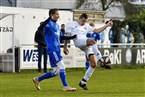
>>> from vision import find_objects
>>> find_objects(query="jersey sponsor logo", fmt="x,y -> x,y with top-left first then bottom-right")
104,49 -> 121,64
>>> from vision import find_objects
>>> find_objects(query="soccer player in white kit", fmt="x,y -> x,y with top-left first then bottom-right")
63,14 -> 113,90
86,22 -> 111,70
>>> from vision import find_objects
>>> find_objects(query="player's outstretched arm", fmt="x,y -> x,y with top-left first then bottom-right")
93,21 -> 113,33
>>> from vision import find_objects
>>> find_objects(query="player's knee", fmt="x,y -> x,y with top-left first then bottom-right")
91,64 -> 96,68
53,70 -> 59,76
52,67 -> 59,76
56,60 -> 65,70
87,58 -> 97,68
89,54 -> 97,68
87,39 -> 96,46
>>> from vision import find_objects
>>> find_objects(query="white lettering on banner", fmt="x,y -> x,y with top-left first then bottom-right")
136,50 -> 141,63
21,47 -> 145,69
136,49 -> 145,64
104,49 -> 121,64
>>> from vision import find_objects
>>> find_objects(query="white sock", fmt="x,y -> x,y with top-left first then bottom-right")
81,66 -> 95,84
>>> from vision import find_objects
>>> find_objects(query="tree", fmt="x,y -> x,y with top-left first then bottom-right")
75,0 -> 122,10
75,0 -> 140,17
100,0 -> 120,10
121,0 -> 139,17
75,0 -> 86,9
124,9 -> 145,43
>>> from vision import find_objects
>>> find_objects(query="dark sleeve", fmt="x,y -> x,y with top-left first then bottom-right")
38,17 -> 51,30
60,35 -> 77,40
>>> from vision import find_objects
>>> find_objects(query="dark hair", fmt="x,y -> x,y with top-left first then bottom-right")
79,13 -> 88,19
40,21 -> 44,25
89,22 -> 95,27
105,19 -> 112,24
105,21 -> 109,24
61,24 -> 65,27
49,8 -> 59,17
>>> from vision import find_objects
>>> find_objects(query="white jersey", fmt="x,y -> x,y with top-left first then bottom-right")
66,21 -> 95,57
66,21 -> 95,48
66,21 -> 95,40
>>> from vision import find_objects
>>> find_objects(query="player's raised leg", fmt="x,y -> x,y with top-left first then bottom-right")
79,47 -> 97,90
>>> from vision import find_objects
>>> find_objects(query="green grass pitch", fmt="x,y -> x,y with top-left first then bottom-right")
1,66 -> 145,97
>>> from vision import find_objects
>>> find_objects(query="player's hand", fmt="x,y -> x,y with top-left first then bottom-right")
72,34 -> 77,39
34,41 -> 38,48
34,45 -> 38,48
63,47 -> 69,55
107,21 -> 113,27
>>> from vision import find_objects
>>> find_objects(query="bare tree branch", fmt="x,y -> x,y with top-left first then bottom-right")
75,0 -> 86,9
104,0 -> 114,10
7,0 -> 12,6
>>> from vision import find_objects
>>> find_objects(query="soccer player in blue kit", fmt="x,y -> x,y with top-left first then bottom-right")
32,8 -> 76,91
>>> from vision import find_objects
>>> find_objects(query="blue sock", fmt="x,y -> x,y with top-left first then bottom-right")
85,61 -> 90,70
59,69 -> 68,87
38,72 -> 55,82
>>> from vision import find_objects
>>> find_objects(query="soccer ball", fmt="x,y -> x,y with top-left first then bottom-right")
99,56 -> 111,69
99,56 -> 111,64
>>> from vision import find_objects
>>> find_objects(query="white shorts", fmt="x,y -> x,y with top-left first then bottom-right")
74,38 -> 87,48
74,38 -> 94,57
92,44 -> 100,55
80,46 -> 94,58
91,44 -> 102,61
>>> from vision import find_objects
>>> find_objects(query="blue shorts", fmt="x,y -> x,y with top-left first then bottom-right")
48,51 -> 63,67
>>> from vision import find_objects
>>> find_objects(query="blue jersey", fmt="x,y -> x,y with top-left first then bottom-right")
44,19 -> 60,53
86,32 -> 100,41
